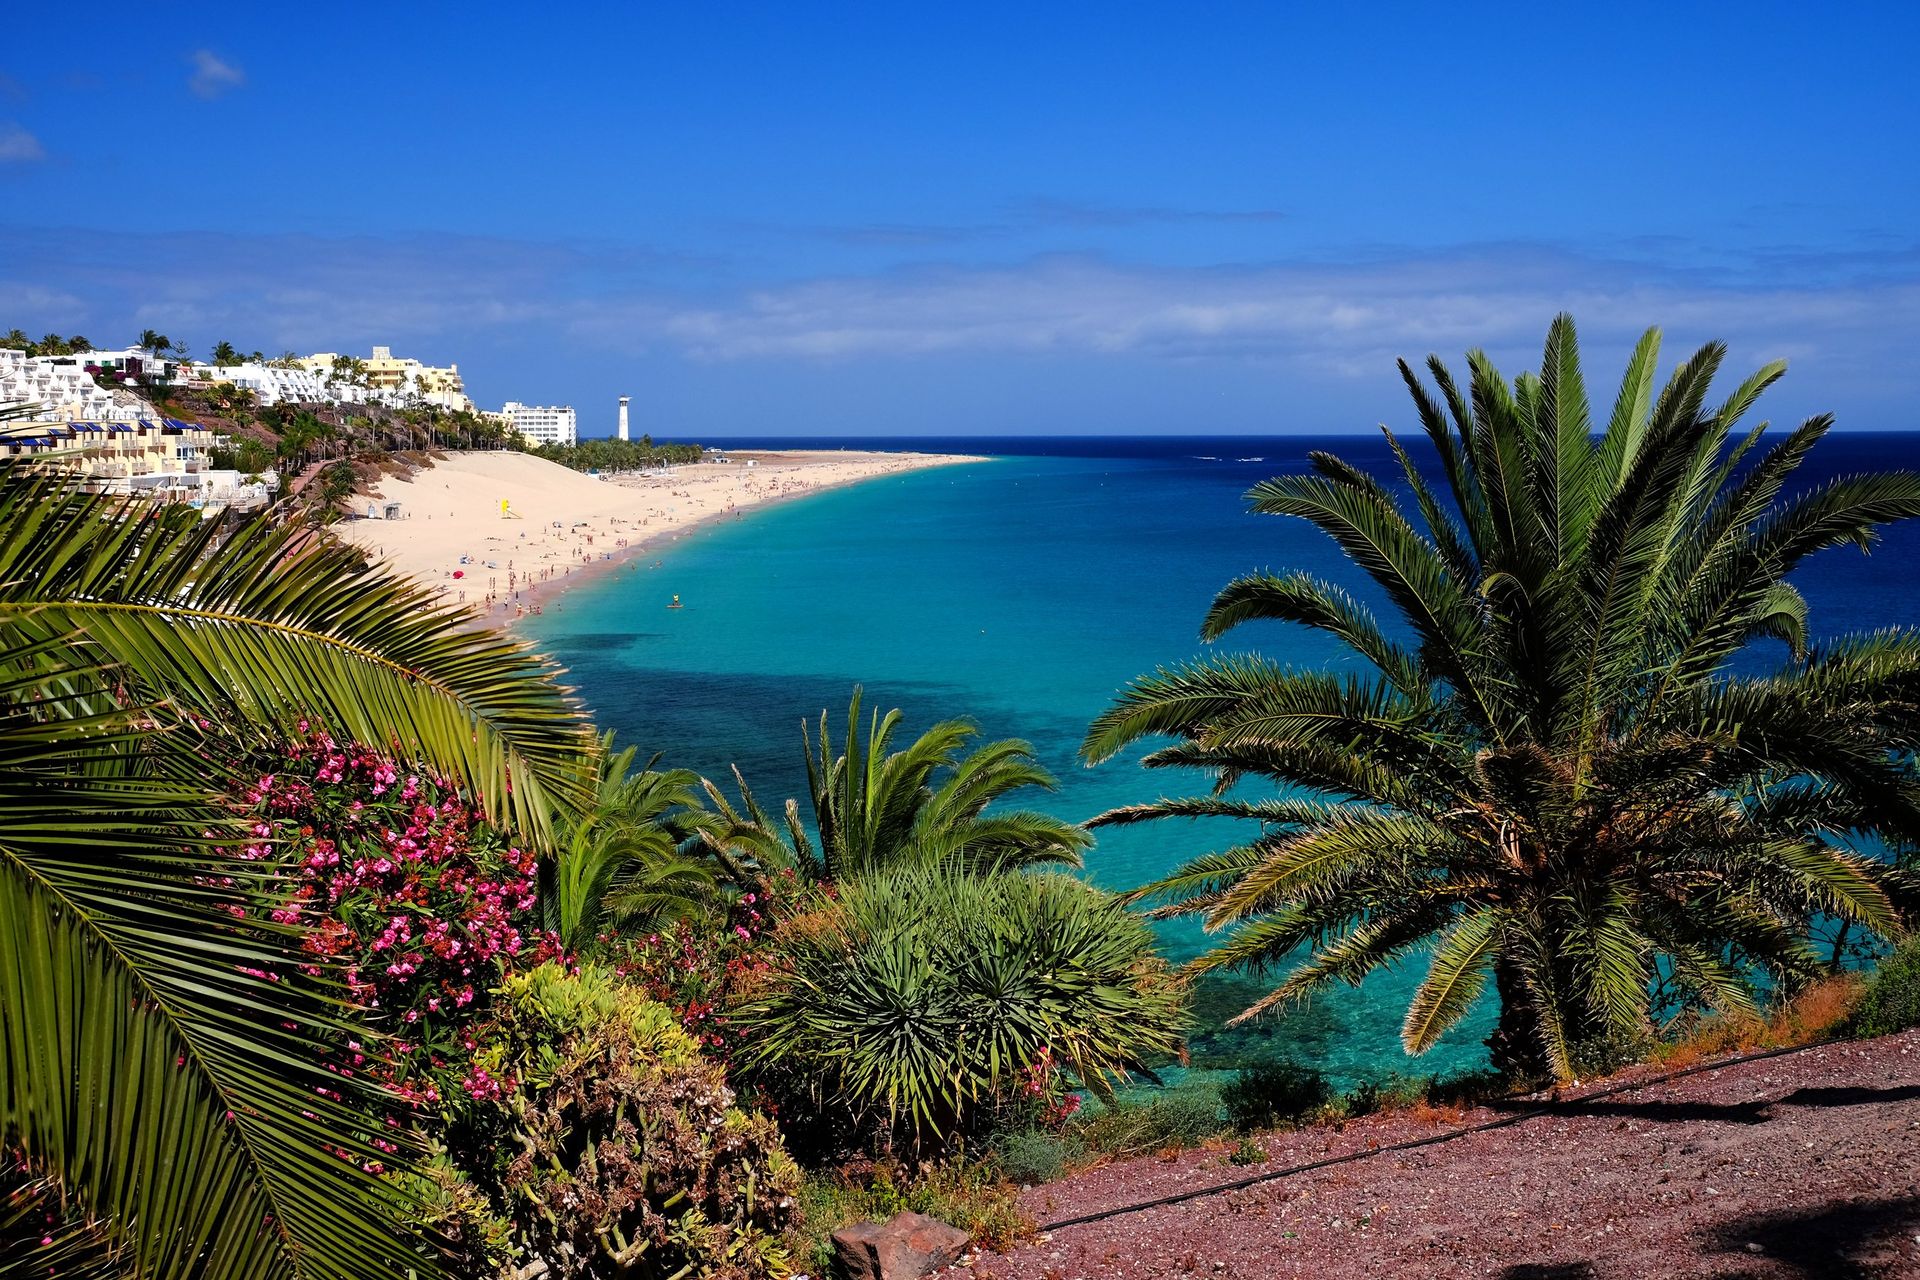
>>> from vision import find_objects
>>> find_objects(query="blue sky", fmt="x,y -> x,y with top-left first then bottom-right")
3,2 -> 1916,436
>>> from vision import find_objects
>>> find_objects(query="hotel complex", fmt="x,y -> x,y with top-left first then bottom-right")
0,347 -> 162,422
0,415 -> 271,511
299,346 -> 474,413
1,338 -> 582,505
501,401 -> 577,446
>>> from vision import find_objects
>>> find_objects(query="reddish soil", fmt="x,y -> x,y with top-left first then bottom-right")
973,1030 -> 1920,1279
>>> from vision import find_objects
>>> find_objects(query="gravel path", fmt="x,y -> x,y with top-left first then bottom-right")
975,1030 -> 1920,1279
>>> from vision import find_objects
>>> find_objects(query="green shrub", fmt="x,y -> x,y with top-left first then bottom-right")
1850,936 -> 1920,1037
1221,1060 -> 1332,1132
1565,1024 -> 1658,1081
1075,1086 -> 1223,1156
737,867 -> 1189,1148
432,962 -> 800,1280
992,1129 -> 1083,1185
1226,1137 -> 1268,1167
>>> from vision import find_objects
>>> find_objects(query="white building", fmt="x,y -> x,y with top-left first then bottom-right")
503,401 -> 576,447
1,417 -> 274,512
200,362 -> 336,407
302,346 -> 474,413
0,349 -> 150,422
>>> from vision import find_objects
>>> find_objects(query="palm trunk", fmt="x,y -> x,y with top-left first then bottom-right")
1486,957 -> 1555,1082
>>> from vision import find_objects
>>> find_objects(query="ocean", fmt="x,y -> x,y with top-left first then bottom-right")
521,432 -> 1920,1087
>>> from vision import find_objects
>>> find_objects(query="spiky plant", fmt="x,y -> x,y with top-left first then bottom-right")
1084,315 -> 1920,1080
735,865 -> 1187,1145
708,687 -> 1090,881
543,733 -> 733,951
0,468 -> 597,1278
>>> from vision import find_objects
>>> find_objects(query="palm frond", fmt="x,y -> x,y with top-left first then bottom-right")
0,469 -> 596,846
1,674 -> 427,1280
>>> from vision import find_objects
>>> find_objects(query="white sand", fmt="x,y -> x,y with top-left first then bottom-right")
334,449 -> 983,623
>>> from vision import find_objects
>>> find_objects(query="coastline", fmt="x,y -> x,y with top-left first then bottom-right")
332,448 -> 987,628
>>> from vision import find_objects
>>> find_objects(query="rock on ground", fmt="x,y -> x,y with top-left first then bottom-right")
834,1209 -> 971,1280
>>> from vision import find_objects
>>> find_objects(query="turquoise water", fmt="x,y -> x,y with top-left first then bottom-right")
522,433 -> 1920,1086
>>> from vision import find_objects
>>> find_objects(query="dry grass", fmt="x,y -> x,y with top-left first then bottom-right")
1398,1098 -> 1474,1126
1654,976 -> 1865,1068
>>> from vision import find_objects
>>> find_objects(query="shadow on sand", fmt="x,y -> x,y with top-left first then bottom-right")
1489,1082 -> 1920,1128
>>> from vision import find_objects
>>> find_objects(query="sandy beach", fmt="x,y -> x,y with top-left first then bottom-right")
333,448 -> 984,624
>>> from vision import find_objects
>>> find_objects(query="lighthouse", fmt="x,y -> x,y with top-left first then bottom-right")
617,396 -> 630,441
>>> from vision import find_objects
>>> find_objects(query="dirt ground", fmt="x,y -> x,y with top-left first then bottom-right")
972,1030 -> 1920,1279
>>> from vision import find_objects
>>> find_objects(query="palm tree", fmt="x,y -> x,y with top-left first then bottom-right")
710,687 -> 1089,882
0,467 -> 598,1278
1084,315 -> 1920,1080
543,733 -> 730,951
212,340 -> 241,367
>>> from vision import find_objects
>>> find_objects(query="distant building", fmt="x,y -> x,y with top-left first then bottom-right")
201,361 -> 335,406
300,345 -> 474,412
0,348 -> 151,422
503,401 -> 576,447
1,417 -> 215,494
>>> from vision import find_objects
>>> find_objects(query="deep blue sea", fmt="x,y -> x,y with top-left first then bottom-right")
522,432 -> 1920,1087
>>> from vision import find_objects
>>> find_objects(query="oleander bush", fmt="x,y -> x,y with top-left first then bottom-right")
232,729 -> 561,1102
232,738 -> 803,1278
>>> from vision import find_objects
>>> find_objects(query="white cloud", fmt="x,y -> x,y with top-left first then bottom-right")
0,122 -> 44,163
187,50 -> 246,100
641,248 -> 1920,387
5,224 -> 1919,419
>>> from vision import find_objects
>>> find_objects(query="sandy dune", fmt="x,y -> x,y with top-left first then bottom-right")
333,449 -> 983,623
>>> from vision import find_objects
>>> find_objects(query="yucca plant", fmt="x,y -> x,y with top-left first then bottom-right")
735,866 -> 1187,1146
1085,316 -> 1920,1080
707,687 -> 1089,882
0,467 -> 598,1278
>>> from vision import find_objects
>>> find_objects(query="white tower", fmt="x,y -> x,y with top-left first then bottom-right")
617,396 -> 630,441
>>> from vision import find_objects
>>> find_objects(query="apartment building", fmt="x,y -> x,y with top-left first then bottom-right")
301,345 -> 474,412
0,348 -> 151,422
502,401 -> 576,446
1,417 -> 216,495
